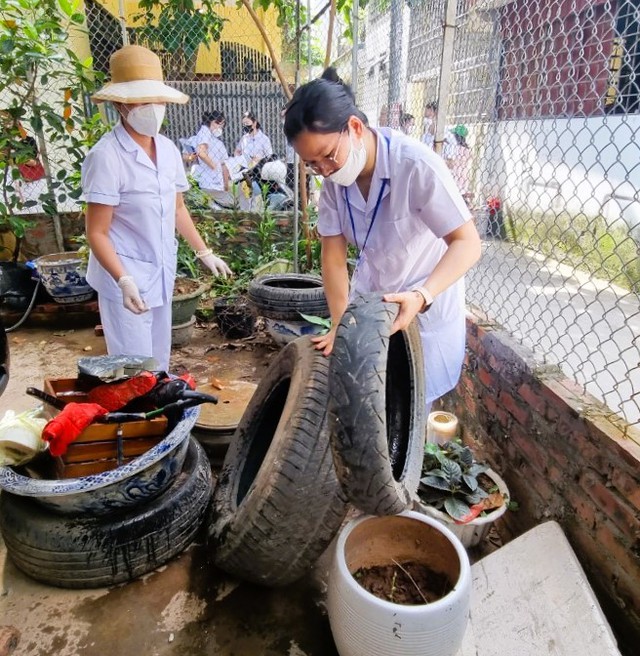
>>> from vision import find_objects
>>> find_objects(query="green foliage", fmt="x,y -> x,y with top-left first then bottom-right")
298,312 -> 331,333
507,208 -> 640,293
0,0 -> 104,245
135,0 -> 227,75
418,441 -> 490,522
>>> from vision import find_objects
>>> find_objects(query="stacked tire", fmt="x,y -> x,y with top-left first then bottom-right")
247,273 -> 329,320
248,273 -> 330,346
0,437 -> 212,589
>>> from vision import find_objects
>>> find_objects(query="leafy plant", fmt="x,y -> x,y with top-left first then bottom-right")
0,0 -> 104,254
135,0 -> 227,78
418,441 -> 493,523
299,312 -> 331,334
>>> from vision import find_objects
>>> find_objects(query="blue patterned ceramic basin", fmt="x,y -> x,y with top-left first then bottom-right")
35,252 -> 94,304
0,407 -> 199,515
265,317 -> 325,347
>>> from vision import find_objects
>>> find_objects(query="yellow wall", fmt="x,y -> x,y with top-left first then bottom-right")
96,0 -> 282,75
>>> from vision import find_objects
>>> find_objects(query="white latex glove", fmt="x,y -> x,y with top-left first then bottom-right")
117,275 -> 148,314
200,253 -> 232,278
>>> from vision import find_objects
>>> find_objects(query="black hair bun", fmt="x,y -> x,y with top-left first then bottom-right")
321,67 -> 343,85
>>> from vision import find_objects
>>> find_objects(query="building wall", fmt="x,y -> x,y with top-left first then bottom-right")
94,0 -> 282,76
441,308 -> 640,652
498,0 -> 615,118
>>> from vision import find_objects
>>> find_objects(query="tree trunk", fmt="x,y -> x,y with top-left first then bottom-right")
324,0 -> 336,68
241,0 -> 293,100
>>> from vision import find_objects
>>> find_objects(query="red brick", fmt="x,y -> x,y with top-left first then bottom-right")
508,424 -> 549,476
594,520 -> 640,580
614,568 -> 640,619
587,414 -> 640,470
478,366 -> 496,390
610,468 -> 640,513
579,470 -> 640,540
540,377 -> 584,418
498,389 -> 530,426
564,487 -> 598,530
517,382 -> 547,417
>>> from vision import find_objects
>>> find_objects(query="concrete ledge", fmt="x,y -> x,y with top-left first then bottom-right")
460,521 -> 620,655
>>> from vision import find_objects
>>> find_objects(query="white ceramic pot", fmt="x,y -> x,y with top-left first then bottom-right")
414,468 -> 510,548
327,510 -> 471,656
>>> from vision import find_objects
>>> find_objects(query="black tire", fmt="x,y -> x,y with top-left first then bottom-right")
247,273 -> 329,320
0,438 -> 212,589
328,293 -> 426,515
209,336 -> 348,586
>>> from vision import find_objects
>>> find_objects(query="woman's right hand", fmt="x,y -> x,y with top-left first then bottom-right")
311,325 -> 337,356
117,275 -> 148,314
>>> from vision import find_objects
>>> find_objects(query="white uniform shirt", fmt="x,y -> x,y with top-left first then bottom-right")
235,129 -> 273,161
192,125 -> 229,191
318,128 -> 472,402
81,123 -> 189,308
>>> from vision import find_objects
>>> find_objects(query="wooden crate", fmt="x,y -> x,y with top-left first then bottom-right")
44,377 -> 168,479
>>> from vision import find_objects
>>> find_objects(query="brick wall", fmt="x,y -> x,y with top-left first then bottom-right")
440,308 -> 640,652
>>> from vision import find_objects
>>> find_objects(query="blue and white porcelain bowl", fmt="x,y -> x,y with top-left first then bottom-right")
265,317 -> 326,348
35,252 -> 94,304
0,407 -> 198,516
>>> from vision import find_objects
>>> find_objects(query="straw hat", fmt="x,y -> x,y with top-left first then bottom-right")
91,45 -> 189,105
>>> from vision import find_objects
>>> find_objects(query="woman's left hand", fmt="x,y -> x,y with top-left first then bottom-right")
383,291 -> 425,334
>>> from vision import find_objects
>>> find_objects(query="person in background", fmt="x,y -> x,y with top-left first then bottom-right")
444,124 -> 473,204
192,110 -> 231,205
283,68 -> 481,415
399,113 -> 415,136
235,110 -> 273,166
82,45 -> 231,371
421,101 -> 438,149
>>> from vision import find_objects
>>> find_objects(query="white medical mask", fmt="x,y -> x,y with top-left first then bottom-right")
211,127 -> 223,138
328,132 -> 367,187
126,103 -> 166,137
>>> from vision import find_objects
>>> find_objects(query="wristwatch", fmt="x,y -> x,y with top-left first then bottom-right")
412,286 -> 434,313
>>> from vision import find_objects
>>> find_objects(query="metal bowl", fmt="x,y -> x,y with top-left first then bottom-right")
0,407 -> 199,515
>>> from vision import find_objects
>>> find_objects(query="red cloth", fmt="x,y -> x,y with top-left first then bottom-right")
87,372 -> 158,412
43,403 -> 108,457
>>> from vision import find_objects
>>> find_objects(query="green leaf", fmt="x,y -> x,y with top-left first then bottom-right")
462,474 -> 478,492
58,0 -> 74,17
298,312 -> 331,329
420,475 -> 452,491
441,458 -> 462,483
444,497 -> 472,522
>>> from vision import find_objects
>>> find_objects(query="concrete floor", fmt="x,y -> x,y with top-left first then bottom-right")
1,324 -> 339,656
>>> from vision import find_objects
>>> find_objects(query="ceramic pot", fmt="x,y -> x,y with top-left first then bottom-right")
0,407 -> 198,515
264,317 -> 325,347
171,279 -> 208,326
328,511 -> 471,656
34,252 -> 94,304
171,316 -> 196,347
413,468 -> 510,548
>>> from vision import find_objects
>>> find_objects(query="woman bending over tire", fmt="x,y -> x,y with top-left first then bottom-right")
283,67 -> 481,411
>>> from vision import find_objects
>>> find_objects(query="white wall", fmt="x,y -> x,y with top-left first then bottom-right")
478,115 -> 640,233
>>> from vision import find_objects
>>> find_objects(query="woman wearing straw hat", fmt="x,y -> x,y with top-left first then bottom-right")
82,45 -> 231,370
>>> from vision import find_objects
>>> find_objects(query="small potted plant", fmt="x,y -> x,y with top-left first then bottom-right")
414,440 -> 510,548
211,273 -> 256,340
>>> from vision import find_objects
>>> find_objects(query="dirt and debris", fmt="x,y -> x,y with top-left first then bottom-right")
353,562 -> 453,605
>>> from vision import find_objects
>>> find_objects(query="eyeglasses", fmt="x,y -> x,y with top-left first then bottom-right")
305,129 -> 345,175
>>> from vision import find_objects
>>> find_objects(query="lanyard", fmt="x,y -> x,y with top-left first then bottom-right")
344,135 -> 391,258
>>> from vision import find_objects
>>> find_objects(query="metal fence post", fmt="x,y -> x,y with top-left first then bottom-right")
434,0 -> 457,155
118,0 -> 128,46
351,0 -> 359,95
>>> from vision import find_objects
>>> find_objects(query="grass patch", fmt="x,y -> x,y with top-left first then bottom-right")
505,207 -> 640,293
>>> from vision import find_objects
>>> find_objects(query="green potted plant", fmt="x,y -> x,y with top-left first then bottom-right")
211,271 -> 256,340
414,440 -> 510,548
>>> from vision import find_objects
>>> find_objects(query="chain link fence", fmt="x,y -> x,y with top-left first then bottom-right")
2,0 -> 639,435
347,0 -> 640,434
